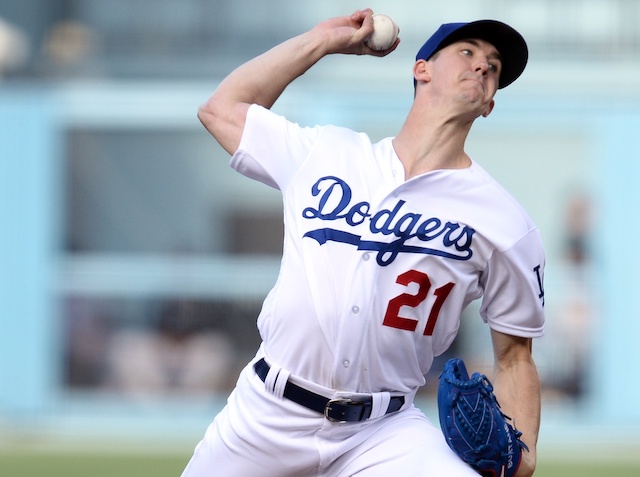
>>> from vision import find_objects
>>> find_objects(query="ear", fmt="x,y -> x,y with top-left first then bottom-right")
413,59 -> 431,85
482,99 -> 495,118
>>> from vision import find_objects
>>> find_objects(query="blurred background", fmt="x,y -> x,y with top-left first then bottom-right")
1,0 -> 639,471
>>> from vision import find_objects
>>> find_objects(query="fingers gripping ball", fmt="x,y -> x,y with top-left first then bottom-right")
366,14 -> 399,51
438,358 -> 529,477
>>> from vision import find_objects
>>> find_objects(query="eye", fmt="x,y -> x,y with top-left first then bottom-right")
488,62 -> 502,75
461,48 -> 472,56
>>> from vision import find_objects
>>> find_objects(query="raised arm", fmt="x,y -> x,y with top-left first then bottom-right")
490,329 -> 541,477
197,9 -> 399,155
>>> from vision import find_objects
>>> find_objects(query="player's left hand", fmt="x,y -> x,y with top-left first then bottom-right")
437,358 -> 530,477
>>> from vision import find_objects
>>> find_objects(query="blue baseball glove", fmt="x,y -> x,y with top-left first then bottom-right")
437,357 -> 528,477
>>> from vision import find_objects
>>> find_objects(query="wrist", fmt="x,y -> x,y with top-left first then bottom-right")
515,447 -> 536,477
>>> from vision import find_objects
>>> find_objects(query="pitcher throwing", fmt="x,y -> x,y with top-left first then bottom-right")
181,8 -> 545,477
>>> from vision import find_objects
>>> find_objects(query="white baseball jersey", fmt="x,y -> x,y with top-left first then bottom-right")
231,104 -> 545,396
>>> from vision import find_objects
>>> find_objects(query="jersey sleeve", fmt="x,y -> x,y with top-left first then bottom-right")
479,229 -> 545,337
229,104 -> 321,190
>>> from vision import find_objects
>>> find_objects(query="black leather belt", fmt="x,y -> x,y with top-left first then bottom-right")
254,358 -> 404,422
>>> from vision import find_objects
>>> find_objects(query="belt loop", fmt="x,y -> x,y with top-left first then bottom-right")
264,364 -> 281,395
264,362 -> 290,400
369,391 -> 391,420
273,368 -> 290,399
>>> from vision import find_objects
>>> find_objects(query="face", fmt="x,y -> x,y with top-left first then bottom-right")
416,38 -> 501,117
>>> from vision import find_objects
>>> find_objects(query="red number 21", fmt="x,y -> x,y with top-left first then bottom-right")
382,269 -> 454,336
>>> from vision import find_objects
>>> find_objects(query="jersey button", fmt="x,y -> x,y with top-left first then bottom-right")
362,253 -> 370,261
342,360 -> 350,368
351,305 -> 360,314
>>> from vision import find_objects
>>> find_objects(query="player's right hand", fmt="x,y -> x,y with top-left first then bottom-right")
312,9 -> 399,57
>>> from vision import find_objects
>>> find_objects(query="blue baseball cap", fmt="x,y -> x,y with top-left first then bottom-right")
415,20 -> 528,89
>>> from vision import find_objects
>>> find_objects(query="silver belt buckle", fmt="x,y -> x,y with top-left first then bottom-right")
324,397 -> 365,422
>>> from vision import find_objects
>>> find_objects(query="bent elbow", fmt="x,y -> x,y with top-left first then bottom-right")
196,96 -> 247,155
197,97 -> 228,144
197,100 -> 219,132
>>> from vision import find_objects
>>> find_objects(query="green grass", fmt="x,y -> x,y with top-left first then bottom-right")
536,460 -> 640,477
0,452 -> 190,477
1,451 -> 639,477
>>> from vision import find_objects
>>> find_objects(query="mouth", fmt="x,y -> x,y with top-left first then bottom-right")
463,77 -> 485,92
464,76 -> 484,86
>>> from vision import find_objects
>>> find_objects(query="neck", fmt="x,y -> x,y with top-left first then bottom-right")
393,102 -> 474,180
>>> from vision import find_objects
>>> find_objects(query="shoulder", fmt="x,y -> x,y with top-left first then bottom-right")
467,161 -> 538,244
468,161 -> 528,213
248,104 -> 364,138
245,104 -> 378,153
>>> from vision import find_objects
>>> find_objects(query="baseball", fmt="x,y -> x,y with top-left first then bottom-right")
366,14 -> 399,51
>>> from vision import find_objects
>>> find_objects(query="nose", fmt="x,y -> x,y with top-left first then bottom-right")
475,59 -> 489,75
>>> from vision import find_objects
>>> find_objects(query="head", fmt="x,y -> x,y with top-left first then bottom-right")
414,20 -> 528,90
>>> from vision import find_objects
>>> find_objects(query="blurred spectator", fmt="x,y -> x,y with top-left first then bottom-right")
64,297 -> 114,388
564,193 -> 592,266
43,20 -> 93,65
41,20 -> 97,76
540,192 -> 594,400
105,299 -> 235,398
0,17 -> 30,77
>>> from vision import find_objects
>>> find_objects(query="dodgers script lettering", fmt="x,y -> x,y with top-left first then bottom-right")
302,176 -> 475,266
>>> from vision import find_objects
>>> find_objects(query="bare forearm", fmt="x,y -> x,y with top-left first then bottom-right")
197,9 -> 397,155
492,354 -> 540,476
197,30 -> 328,153
213,30 -> 329,112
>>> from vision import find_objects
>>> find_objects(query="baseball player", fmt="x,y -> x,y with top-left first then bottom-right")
181,8 -> 544,477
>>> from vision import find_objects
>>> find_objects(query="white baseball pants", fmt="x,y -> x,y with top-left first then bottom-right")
180,356 -> 478,476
